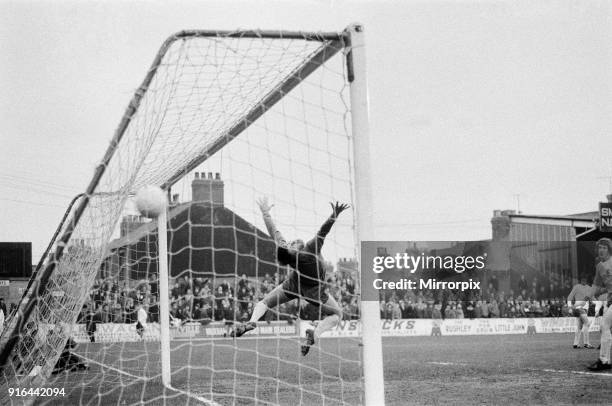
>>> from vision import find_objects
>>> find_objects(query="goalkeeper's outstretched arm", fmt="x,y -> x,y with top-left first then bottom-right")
257,197 -> 287,247
305,202 -> 350,254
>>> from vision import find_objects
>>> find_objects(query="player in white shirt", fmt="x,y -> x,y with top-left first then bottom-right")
567,277 -> 593,349
587,238 -> 612,371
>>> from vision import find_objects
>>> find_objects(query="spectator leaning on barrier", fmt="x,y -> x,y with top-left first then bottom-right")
480,301 -> 490,318
455,304 -> 464,319
424,302 -> 433,319
474,301 -> 482,318
498,299 -> 507,318
444,303 -> 454,319
489,299 -> 500,318
415,299 -> 425,318
466,301 -> 475,319
432,303 -> 442,320
399,300 -> 409,319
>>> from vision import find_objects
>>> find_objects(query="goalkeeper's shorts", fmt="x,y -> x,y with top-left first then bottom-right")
281,277 -> 328,306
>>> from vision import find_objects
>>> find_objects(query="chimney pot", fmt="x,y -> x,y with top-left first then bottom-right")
191,171 -> 224,206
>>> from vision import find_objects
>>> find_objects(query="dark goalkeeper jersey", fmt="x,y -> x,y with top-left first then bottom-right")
276,215 -> 336,287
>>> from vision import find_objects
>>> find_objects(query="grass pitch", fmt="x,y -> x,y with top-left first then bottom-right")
38,332 -> 611,405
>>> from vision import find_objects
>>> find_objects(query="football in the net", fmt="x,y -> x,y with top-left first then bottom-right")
135,185 -> 167,218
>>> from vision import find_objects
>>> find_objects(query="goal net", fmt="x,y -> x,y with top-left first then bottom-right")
0,27 -> 367,405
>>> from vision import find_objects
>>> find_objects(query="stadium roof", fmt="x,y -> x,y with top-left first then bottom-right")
505,211 -> 597,228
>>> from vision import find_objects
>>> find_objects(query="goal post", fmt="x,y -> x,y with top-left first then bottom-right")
0,25 -> 383,406
347,24 -> 386,406
157,207 -> 172,387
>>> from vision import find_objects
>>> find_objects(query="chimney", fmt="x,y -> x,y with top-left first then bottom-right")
491,209 -> 512,240
192,172 -> 224,205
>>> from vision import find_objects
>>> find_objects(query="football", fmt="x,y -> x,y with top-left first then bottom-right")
135,185 -> 167,218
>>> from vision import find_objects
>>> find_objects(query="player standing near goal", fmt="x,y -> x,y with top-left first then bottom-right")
587,238 -> 612,371
567,276 -> 594,349
232,197 -> 348,356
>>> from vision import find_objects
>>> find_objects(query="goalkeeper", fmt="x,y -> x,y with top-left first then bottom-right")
232,197 -> 347,356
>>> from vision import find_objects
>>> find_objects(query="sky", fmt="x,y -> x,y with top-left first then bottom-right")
1,0 -> 611,263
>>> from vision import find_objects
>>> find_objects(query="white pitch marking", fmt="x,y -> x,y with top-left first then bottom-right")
77,353 -> 222,405
77,353 -> 148,380
530,368 -> 612,377
427,361 -> 612,377
166,384 -> 223,406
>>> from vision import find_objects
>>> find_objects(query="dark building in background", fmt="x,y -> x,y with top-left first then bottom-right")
0,242 -> 32,278
0,242 -> 32,304
102,173 -> 282,282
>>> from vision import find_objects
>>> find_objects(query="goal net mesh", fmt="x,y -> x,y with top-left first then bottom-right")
0,30 -> 362,405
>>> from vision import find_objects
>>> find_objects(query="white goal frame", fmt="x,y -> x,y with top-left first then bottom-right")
0,24 -> 384,406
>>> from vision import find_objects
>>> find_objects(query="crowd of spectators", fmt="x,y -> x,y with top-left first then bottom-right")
380,294 -> 577,320
79,270 -> 359,325
379,273 -> 582,320
79,268 -> 582,325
